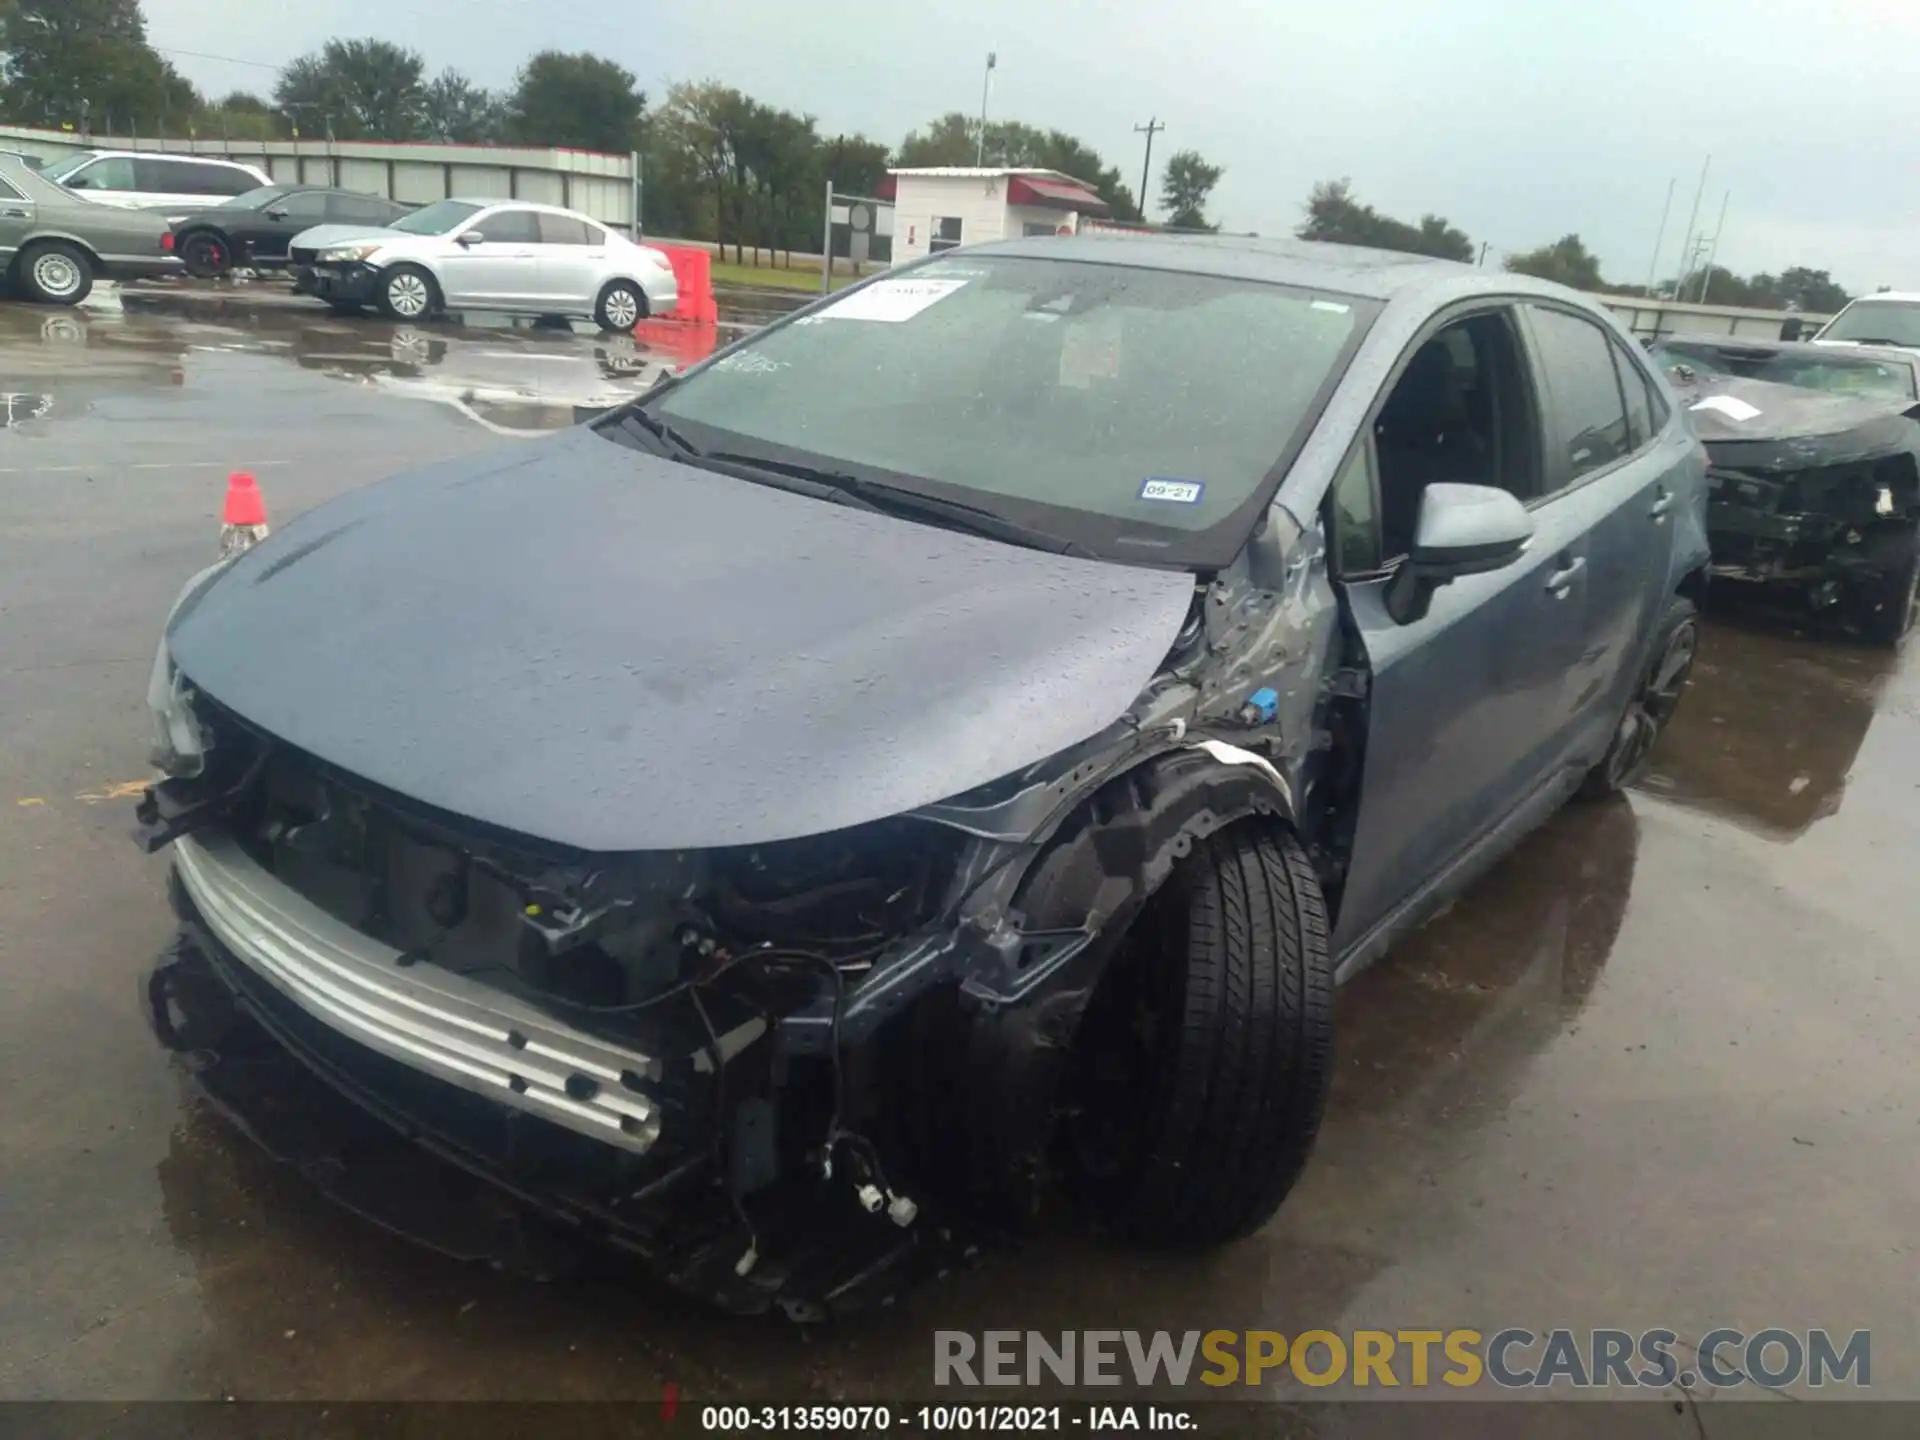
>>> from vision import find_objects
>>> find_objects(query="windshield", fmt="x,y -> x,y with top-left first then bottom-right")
391,199 -> 481,236
644,255 -> 1376,566
1753,353 -> 1916,401
222,185 -> 293,211
43,152 -> 98,183
1816,299 -> 1920,348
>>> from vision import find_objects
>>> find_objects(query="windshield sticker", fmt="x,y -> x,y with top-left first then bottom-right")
1310,300 -> 1351,314
1691,394 -> 1762,422
819,277 -> 967,323
1140,477 -> 1205,505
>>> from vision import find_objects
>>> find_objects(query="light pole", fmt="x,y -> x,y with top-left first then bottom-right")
975,52 -> 996,166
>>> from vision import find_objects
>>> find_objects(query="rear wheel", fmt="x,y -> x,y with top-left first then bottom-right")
1850,526 -> 1919,647
1062,824 -> 1334,1245
16,240 -> 94,306
595,280 -> 645,334
1581,594 -> 1698,798
378,265 -> 438,321
179,230 -> 231,279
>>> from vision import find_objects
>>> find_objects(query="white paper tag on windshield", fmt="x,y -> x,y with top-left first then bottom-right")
820,278 -> 967,323
1691,394 -> 1762,422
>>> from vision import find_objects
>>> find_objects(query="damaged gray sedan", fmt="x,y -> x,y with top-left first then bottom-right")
138,237 -> 1710,1316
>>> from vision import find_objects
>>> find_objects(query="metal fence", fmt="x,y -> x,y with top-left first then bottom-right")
0,124 -> 642,235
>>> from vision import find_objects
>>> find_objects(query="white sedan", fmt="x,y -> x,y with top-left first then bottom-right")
289,198 -> 679,332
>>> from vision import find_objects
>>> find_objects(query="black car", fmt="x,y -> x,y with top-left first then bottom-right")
169,186 -> 414,278
1648,331 -> 1920,406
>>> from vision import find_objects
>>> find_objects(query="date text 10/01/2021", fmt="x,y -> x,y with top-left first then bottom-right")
700,1406 -> 1196,1431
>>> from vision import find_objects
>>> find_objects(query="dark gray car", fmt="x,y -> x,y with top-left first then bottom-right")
0,156 -> 179,305
137,237 -> 1710,1315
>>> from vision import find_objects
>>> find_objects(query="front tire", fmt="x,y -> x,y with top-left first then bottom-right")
595,279 -> 645,334
179,230 -> 231,279
1581,594 -> 1699,798
1850,526 -> 1919,647
378,265 -> 438,321
16,241 -> 94,306
1064,824 -> 1334,1245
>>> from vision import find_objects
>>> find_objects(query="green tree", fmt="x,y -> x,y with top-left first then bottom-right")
275,38 -> 427,140
1504,233 -> 1605,291
0,0 -> 199,133
821,133 -> 890,197
202,90 -> 281,142
1159,149 -> 1223,230
506,52 -> 644,153
1774,266 -> 1851,314
1297,178 -> 1473,263
422,70 -> 502,143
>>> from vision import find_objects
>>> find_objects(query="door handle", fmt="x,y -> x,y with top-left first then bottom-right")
1648,489 -> 1675,518
1,208 -> 28,219
1545,555 -> 1585,595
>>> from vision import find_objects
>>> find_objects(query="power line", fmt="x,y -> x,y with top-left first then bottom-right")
152,44 -> 282,73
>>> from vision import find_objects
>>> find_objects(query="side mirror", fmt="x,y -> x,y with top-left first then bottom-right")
65,177 -> 91,190
1386,482 -> 1533,625
456,231 -> 483,248
265,208 -> 287,220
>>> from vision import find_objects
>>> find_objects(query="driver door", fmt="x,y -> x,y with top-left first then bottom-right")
1328,305 -> 1596,972
439,207 -> 543,308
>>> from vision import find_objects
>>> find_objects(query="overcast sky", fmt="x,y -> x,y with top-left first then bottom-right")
144,0 -> 1920,293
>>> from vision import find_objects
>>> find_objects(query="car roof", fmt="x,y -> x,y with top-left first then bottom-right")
444,198 -> 605,221
67,150 -> 263,169
1839,291 -> 1920,305
972,231 -> 1572,305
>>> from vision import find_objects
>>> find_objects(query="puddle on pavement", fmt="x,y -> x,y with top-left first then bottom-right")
0,288 -> 750,441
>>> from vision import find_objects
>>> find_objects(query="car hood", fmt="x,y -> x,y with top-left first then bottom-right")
166,427 -> 1197,852
1681,375 -> 1920,472
289,223 -> 404,251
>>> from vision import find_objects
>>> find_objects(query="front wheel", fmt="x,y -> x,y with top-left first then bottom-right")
1581,594 -> 1699,798
1063,824 -> 1335,1245
1849,526 -> 1919,647
16,241 -> 94,306
179,230 -> 231,279
595,280 -> 645,334
378,265 -> 438,321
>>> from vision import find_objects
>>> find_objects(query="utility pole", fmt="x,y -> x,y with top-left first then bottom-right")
1643,176 -> 1675,297
1476,241 -> 1489,267
975,52 -> 996,166
1696,190 -> 1730,304
1673,153 -> 1711,301
1134,117 -> 1165,222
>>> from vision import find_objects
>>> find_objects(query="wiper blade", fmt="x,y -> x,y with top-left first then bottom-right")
703,451 -> 1094,558
598,406 -> 701,458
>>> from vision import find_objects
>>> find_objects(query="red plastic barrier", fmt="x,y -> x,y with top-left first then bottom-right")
651,244 -> 719,325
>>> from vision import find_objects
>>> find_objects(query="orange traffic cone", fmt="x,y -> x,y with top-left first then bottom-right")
219,471 -> 270,558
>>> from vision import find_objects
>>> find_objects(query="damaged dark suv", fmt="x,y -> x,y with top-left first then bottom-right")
139,238 -> 1709,1316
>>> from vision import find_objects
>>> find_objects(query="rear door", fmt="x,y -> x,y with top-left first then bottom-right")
62,155 -> 138,204
0,172 -> 36,262
440,207 -> 544,307
1519,304 -> 1681,760
536,213 -> 606,309
1330,304 -> 1596,963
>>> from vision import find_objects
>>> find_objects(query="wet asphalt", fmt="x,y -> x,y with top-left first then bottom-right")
1,283 -> 1916,1422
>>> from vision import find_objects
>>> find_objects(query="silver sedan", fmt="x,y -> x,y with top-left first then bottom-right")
289,199 -> 680,332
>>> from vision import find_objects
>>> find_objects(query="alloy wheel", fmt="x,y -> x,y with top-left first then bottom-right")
387,272 -> 430,318
603,287 -> 640,330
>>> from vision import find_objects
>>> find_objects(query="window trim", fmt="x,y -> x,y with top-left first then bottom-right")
1345,297 -> 1547,554
1517,301 -> 1658,503
0,174 -> 24,202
